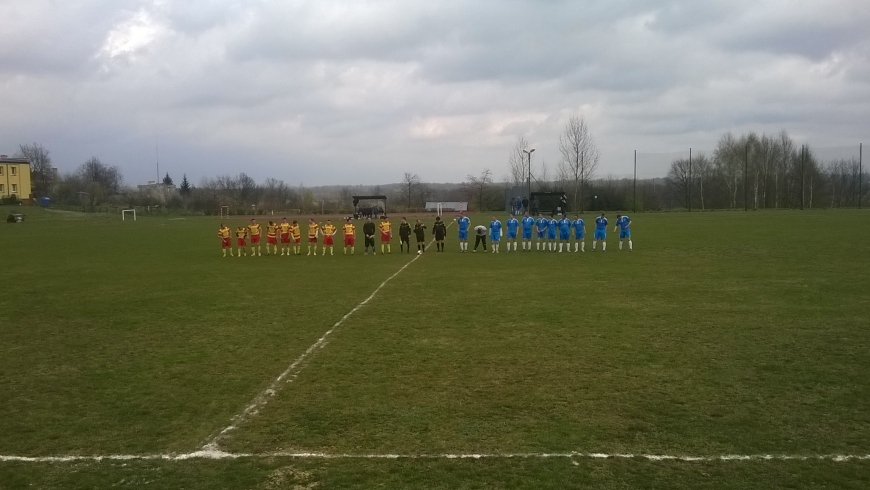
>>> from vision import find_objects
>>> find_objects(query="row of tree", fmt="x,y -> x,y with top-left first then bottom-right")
12,133 -> 866,214
496,122 -> 865,212
666,131 -> 865,210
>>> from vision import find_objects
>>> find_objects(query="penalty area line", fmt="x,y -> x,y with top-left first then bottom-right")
203,228 -> 449,450
2,451 -> 869,464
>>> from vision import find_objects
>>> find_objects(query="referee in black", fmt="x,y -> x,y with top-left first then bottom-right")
363,217 -> 376,255
432,216 -> 447,252
399,217 -> 412,253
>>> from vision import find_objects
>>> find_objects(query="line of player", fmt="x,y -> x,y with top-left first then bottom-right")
216,216 -> 451,257
454,211 -> 633,253
217,212 -> 631,257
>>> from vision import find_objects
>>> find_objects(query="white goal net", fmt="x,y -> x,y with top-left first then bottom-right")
122,209 -> 136,221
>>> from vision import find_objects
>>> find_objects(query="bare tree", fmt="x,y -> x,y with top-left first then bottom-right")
557,114 -> 599,212
465,169 -> 495,211
17,143 -> 54,197
667,158 -> 692,208
693,153 -> 712,210
507,135 -> 529,186
713,132 -> 743,208
402,172 -> 421,209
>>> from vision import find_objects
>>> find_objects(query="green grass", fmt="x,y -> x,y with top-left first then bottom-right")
1,206 -> 869,488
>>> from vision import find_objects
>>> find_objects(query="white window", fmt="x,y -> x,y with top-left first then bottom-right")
10,166 -> 16,176
11,184 -> 17,193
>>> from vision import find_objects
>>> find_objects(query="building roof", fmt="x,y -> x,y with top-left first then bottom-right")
0,156 -> 30,164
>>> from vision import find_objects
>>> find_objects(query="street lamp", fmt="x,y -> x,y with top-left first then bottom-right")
523,148 -> 535,200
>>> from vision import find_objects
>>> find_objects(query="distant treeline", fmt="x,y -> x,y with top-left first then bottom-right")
13,130 -> 868,214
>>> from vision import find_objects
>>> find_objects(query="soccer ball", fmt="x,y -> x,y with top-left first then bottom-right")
417,250 -> 423,255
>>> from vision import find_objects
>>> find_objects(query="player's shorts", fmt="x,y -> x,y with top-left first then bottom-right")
559,232 -> 570,241
400,235 -> 410,242
575,232 -> 585,240
536,231 -> 545,239
547,232 -> 557,240
490,235 -> 500,242
324,236 -> 334,246
267,236 -> 277,245
251,234 -> 261,244
221,237 -> 231,248
381,232 -> 391,242
522,230 -> 532,240
308,236 -> 318,243
507,231 -> 517,240
237,238 -> 246,247
594,230 -> 606,240
292,236 -> 301,244
344,235 -> 355,246
620,229 -> 631,239
458,230 -> 468,240
280,233 -> 290,244
416,236 -> 425,243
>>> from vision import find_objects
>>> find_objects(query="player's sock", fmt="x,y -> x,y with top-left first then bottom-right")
513,242 -> 517,251
628,240 -> 632,251
592,241 -> 596,250
582,242 -> 585,252
619,241 -> 623,250
388,244 -> 391,253
223,249 -> 226,257
330,247 -> 334,255
559,243 -> 563,252
602,242 -> 606,251
381,244 -> 384,254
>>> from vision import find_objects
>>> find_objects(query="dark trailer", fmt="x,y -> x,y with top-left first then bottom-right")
529,191 -> 568,216
352,195 -> 387,219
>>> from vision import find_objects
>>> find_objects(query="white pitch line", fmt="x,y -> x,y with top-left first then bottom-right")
204,228 -> 449,449
2,451 -> 869,464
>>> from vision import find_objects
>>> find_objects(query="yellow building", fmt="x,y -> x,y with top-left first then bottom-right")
0,155 -> 32,201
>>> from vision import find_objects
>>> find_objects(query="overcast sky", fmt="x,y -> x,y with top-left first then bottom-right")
1,0 -> 868,185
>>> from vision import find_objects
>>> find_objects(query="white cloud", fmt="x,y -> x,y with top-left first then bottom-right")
0,0 -> 868,185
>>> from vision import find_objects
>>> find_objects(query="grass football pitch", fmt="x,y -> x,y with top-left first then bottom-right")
1,207 -> 868,489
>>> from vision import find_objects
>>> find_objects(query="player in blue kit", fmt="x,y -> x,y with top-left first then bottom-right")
614,214 -> 633,251
593,212 -> 607,251
535,214 -> 548,251
505,214 -> 519,252
572,214 -> 586,252
489,216 -> 503,253
521,212 -> 535,251
557,214 -> 571,252
547,216 -> 558,251
456,211 -> 471,252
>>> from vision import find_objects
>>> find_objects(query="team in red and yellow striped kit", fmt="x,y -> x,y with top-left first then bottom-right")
219,216 -> 407,258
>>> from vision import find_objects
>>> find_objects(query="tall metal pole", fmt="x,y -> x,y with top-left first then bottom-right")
801,145 -> 806,211
688,148 -> 692,212
523,148 -> 535,201
633,150 -> 637,213
744,144 -> 749,211
860,143 -> 863,210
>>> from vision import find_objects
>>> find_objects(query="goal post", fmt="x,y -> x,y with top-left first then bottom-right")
220,206 -> 230,218
436,203 -> 443,217
121,209 -> 136,221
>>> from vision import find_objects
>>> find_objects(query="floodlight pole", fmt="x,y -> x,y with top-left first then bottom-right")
801,145 -> 807,211
633,150 -> 637,213
744,144 -> 749,211
688,148 -> 692,212
523,148 -> 536,200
